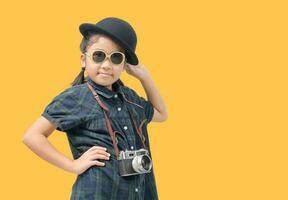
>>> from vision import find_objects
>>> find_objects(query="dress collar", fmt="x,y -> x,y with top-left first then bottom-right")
86,76 -> 124,99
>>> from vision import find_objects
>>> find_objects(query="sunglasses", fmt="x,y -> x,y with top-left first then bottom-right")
85,49 -> 126,65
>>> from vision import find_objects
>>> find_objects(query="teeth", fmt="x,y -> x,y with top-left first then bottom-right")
99,73 -> 111,76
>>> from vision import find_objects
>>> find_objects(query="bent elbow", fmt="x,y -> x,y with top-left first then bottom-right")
22,133 -> 31,145
163,114 -> 168,122
159,113 -> 168,122
22,131 -> 36,146
152,108 -> 168,122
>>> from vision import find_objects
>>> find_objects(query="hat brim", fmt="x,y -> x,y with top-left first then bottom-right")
79,23 -> 139,65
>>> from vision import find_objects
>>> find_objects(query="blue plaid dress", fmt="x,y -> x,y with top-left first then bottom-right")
41,76 -> 158,200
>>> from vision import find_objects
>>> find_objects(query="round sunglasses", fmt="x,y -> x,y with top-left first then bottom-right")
85,49 -> 126,65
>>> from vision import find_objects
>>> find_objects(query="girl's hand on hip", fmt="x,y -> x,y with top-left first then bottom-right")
72,146 -> 110,175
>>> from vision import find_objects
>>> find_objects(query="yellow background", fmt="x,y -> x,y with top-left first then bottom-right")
1,0 -> 287,199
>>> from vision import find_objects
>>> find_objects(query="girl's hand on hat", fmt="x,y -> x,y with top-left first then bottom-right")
71,146 -> 110,175
124,63 -> 150,81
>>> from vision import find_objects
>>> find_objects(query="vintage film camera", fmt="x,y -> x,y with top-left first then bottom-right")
118,148 -> 152,176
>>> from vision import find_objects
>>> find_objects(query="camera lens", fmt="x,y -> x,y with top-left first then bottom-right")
132,155 -> 152,173
141,155 -> 151,171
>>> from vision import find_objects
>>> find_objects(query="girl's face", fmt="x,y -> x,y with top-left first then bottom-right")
80,34 -> 126,90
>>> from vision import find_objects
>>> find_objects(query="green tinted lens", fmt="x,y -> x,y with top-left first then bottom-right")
92,51 -> 106,63
141,155 -> 151,171
111,52 -> 124,65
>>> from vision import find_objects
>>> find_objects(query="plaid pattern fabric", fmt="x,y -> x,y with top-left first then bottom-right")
42,76 -> 158,200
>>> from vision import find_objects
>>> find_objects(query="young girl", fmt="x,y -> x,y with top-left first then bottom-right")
22,17 -> 168,200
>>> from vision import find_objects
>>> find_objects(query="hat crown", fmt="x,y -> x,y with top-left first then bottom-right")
96,17 -> 137,50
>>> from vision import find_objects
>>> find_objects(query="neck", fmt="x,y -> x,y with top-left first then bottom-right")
106,85 -> 113,91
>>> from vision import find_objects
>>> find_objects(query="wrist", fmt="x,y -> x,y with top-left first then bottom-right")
139,74 -> 151,83
68,159 -> 77,174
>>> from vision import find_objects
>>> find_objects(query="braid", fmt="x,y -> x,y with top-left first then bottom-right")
71,67 -> 86,86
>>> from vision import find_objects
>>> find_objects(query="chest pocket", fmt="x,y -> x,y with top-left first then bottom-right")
79,107 -> 132,153
124,101 -> 148,146
124,101 -> 144,123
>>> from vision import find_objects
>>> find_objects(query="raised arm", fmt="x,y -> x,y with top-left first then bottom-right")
140,76 -> 168,122
125,63 -> 168,122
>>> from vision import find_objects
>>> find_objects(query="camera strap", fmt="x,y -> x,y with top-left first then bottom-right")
86,83 -> 147,159
121,94 -> 147,150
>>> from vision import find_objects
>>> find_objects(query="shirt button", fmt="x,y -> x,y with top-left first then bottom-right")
135,188 -> 139,192
117,107 -> 122,111
123,126 -> 128,130
114,94 -> 118,98
131,146 -> 134,150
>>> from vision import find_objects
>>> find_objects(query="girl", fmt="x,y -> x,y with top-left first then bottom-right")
22,17 -> 168,200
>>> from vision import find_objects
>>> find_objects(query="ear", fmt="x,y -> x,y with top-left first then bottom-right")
122,62 -> 127,72
80,53 -> 86,67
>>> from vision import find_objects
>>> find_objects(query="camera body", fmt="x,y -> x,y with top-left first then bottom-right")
118,148 -> 152,177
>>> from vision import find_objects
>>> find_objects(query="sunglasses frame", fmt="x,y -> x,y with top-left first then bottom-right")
85,49 -> 126,65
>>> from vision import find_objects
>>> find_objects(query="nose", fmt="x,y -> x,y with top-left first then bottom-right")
100,57 -> 112,70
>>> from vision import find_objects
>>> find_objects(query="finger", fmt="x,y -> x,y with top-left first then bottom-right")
91,160 -> 105,167
90,150 -> 111,157
87,146 -> 107,153
90,154 -> 110,161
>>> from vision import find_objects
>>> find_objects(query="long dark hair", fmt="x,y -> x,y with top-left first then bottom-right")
71,31 -> 125,87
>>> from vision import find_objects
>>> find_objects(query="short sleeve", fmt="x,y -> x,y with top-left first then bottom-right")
41,88 -> 82,132
138,96 -> 154,123
124,87 -> 154,124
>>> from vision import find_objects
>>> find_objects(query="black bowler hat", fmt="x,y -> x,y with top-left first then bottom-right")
79,17 -> 138,65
